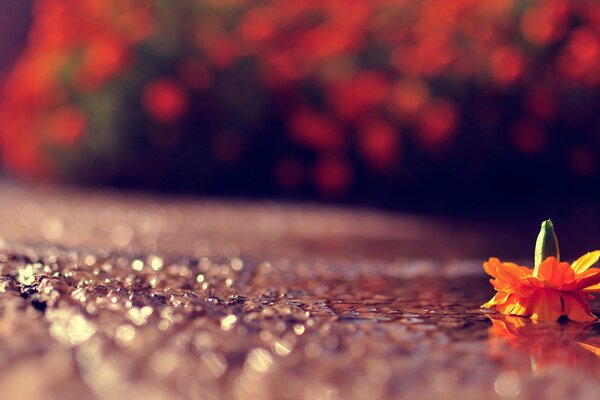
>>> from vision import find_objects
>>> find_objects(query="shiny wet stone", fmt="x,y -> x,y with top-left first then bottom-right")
1,245 -> 600,400
0,183 -> 599,399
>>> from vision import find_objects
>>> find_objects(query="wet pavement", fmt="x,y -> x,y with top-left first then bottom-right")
0,182 -> 600,399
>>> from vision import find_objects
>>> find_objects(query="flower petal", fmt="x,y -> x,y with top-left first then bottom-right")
487,315 -> 526,338
582,283 -> 600,293
571,251 -> 600,274
484,258 -> 533,288
564,268 -> 600,292
532,257 -> 575,287
561,293 -> 597,322
482,291 -> 511,308
496,293 -> 533,317
576,342 -> 600,357
488,317 -> 511,337
529,290 -> 562,322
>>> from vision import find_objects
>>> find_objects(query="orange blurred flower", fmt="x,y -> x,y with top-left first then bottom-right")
483,220 -> 600,322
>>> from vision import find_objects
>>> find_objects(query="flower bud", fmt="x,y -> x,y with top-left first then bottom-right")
534,219 -> 560,269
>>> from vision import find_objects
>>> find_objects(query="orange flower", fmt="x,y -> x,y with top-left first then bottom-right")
482,220 -> 600,322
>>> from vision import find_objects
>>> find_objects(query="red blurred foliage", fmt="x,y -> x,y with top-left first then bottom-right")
327,72 -> 388,122
389,78 -> 429,119
202,36 -> 241,69
416,99 -> 458,150
179,59 -> 212,90
48,106 -> 87,147
524,88 -> 555,121
142,78 -> 188,123
238,8 -> 276,44
358,118 -> 400,171
74,35 -> 131,91
0,0 -> 154,178
569,147 -> 596,177
289,107 -> 344,152
490,47 -> 524,85
3,0 -> 600,198
509,119 -> 546,155
213,132 -> 244,164
558,27 -> 600,85
275,158 -> 305,190
520,0 -> 568,46
314,155 -> 353,197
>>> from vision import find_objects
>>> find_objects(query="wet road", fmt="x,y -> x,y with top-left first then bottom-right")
0,182 -> 599,399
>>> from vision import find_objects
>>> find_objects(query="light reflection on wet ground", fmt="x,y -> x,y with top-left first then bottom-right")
0,183 -> 599,399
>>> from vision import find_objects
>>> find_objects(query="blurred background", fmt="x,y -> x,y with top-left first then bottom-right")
1,0 -> 600,217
